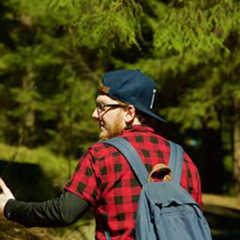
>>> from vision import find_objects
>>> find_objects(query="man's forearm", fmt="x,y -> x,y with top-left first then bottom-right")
4,191 -> 90,227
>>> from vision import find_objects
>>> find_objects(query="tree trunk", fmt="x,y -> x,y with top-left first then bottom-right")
19,65 -> 35,147
198,128 -> 223,194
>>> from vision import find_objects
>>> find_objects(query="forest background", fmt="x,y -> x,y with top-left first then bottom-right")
0,0 -> 240,239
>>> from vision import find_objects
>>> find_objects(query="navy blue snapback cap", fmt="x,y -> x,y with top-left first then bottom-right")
101,69 -> 165,122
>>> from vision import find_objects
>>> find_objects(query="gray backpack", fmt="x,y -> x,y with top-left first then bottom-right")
105,137 -> 212,240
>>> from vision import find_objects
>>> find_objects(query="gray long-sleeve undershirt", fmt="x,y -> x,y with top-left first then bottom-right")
4,191 -> 90,228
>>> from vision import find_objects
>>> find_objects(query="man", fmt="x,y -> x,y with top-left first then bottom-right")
0,69 -> 202,239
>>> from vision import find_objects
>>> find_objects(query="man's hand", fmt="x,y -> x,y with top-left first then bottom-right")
0,178 -> 15,218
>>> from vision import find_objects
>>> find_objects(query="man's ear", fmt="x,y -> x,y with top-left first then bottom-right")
124,105 -> 136,124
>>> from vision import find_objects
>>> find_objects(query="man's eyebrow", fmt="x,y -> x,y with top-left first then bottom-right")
95,99 -> 104,103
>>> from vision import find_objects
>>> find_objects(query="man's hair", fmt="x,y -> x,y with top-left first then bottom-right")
135,109 -> 155,126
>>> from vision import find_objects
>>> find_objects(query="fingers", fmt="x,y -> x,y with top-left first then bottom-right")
0,178 -> 15,219
0,178 -> 9,193
0,178 -> 15,199
0,178 -> 7,191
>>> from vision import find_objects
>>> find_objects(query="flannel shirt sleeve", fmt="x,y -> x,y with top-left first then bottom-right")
181,152 -> 203,208
64,149 -> 100,206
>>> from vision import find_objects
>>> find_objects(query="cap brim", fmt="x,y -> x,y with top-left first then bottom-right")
137,106 -> 166,123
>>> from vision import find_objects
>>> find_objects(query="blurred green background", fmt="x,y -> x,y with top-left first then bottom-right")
0,0 -> 240,239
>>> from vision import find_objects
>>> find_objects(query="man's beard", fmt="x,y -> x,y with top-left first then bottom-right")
99,117 -> 124,140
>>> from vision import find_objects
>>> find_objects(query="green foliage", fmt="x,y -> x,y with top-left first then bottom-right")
0,0 -> 147,157
153,1 -> 238,57
118,0 -> 240,134
0,0 -> 104,155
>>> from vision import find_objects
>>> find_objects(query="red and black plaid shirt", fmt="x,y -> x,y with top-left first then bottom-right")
64,125 -> 202,239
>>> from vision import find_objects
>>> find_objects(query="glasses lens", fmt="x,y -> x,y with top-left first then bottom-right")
96,103 -> 104,112
96,103 -> 125,115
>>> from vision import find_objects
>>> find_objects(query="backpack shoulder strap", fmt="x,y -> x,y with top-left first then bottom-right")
104,137 -> 148,186
169,141 -> 184,184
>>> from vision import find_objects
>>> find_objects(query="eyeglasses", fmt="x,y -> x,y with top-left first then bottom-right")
96,103 -> 125,114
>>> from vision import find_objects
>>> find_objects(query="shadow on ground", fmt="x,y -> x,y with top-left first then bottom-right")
0,160 -> 60,201
204,204 -> 240,239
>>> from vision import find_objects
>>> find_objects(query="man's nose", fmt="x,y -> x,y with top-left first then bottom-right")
92,108 -> 99,120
